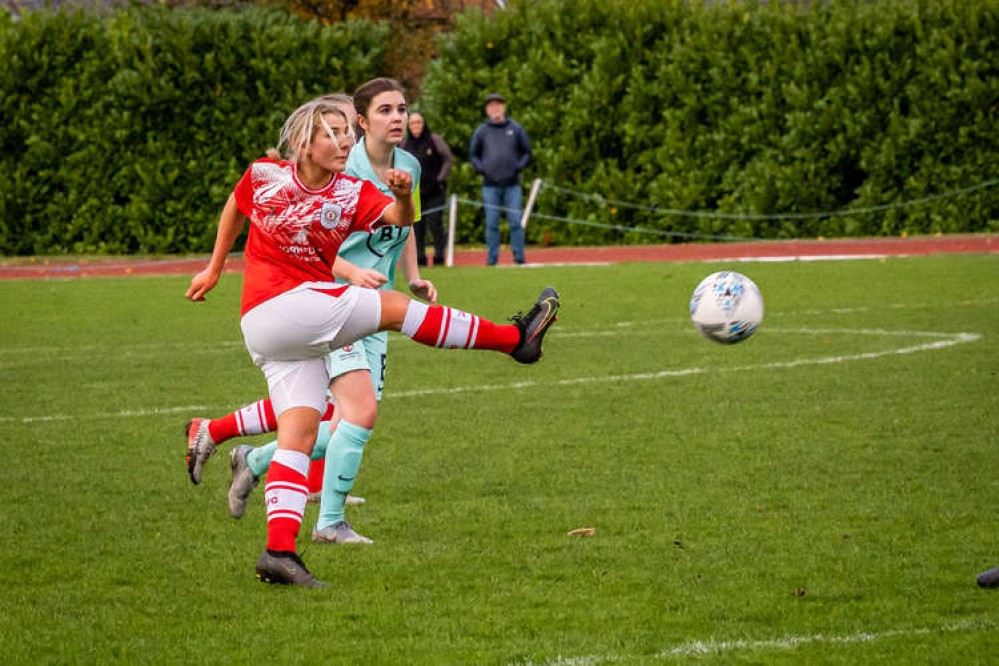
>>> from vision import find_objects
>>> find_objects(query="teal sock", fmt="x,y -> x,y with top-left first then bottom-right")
245,421 -> 335,479
316,420 -> 372,530
246,442 -> 276,479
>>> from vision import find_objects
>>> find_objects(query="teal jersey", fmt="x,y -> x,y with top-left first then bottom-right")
339,138 -> 422,290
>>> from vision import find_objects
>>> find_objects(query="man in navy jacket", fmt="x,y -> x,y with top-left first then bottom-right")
469,93 -> 532,265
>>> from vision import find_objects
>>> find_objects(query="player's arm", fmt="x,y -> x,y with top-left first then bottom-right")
399,233 -> 437,304
186,193 -> 245,302
381,169 -> 415,228
333,255 -> 387,289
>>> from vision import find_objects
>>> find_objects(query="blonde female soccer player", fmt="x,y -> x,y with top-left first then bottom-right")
188,82 -> 436,546
187,97 -> 559,587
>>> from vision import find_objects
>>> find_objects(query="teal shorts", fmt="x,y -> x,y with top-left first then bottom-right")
326,331 -> 387,401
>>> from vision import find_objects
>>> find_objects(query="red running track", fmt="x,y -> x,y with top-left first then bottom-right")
0,234 -> 994,279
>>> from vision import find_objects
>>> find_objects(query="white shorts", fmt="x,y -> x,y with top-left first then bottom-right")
240,282 -> 382,416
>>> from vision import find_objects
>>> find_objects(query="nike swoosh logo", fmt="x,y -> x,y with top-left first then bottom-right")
338,475 -> 354,482
528,297 -> 559,343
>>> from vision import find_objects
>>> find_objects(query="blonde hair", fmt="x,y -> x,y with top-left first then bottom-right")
274,98 -> 351,163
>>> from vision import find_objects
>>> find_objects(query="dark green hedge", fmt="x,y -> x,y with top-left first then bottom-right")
2,1 -> 996,254
0,6 -> 387,254
421,0 -> 999,245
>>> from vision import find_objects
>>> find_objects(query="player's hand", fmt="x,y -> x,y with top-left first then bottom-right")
349,268 -> 388,289
408,278 -> 437,304
385,169 -> 413,199
186,269 -> 219,301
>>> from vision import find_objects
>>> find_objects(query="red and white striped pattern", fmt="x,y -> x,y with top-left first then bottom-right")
435,307 -> 480,349
264,450 -> 310,552
402,301 -> 519,354
235,400 -> 277,437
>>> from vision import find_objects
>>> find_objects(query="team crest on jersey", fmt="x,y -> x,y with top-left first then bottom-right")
320,202 -> 343,230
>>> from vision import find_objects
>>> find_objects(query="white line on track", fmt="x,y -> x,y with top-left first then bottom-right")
736,253 -> 892,262
1,327 -> 979,424
519,618 -> 989,664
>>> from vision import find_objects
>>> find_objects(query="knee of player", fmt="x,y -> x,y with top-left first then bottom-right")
378,290 -> 412,331
342,398 -> 378,429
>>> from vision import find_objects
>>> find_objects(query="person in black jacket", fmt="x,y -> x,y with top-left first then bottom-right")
469,93 -> 532,265
402,111 -> 453,266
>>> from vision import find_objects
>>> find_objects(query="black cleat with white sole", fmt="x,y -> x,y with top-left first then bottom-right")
509,286 -> 560,364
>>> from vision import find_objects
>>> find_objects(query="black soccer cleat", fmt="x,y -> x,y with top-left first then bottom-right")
509,286 -> 560,364
255,550 -> 328,588
977,566 -> 999,589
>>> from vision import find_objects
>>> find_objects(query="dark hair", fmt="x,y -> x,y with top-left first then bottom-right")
352,77 -> 406,138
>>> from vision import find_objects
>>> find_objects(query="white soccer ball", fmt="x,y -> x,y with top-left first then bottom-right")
689,271 -> 764,344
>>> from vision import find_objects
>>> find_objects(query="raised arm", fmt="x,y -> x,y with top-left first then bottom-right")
380,169 -> 415,228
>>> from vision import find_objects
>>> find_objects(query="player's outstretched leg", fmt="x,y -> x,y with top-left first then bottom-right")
184,418 -> 216,485
393,286 -> 560,363
978,566 -> 999,588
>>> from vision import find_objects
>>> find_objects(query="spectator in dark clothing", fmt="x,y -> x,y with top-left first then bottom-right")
403,111 -> 453,266
469,93 -> 532,265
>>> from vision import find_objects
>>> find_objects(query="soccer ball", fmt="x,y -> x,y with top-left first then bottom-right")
689,271 -> 764,344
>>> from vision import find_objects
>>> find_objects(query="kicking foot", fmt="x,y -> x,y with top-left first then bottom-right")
184,418 -> 216,485
509,286 -> 560,364
311,521 -> 374,545
227,445 -> 259,519
255,550 -> 327,587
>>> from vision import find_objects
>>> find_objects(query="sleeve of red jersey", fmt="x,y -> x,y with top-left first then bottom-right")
353,179 -> 396,233
233,163 -> 256,218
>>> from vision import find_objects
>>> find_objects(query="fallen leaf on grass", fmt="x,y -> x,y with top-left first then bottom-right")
567,528 -> 596,537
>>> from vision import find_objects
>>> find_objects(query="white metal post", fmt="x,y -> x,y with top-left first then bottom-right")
446,194 -> 458,267
521,178 -> 542,230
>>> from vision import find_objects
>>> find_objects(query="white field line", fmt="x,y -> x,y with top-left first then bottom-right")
522,618 -> 988,665
0,327 -> 980,424
387,329 -> 979,399
0,405 -> 214,424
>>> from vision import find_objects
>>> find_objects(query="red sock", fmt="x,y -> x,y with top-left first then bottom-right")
208,399 -> 277,443
408,304 -> 519,352
264,450 -> 309,552
307,459 -> 325,494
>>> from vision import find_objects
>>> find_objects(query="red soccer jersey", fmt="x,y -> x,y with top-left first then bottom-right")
233,159 -> 394,315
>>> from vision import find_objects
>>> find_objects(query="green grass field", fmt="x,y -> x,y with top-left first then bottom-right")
1,254 -> 997,664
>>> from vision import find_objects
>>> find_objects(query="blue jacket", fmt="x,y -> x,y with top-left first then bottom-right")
469,117 -> 532,187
